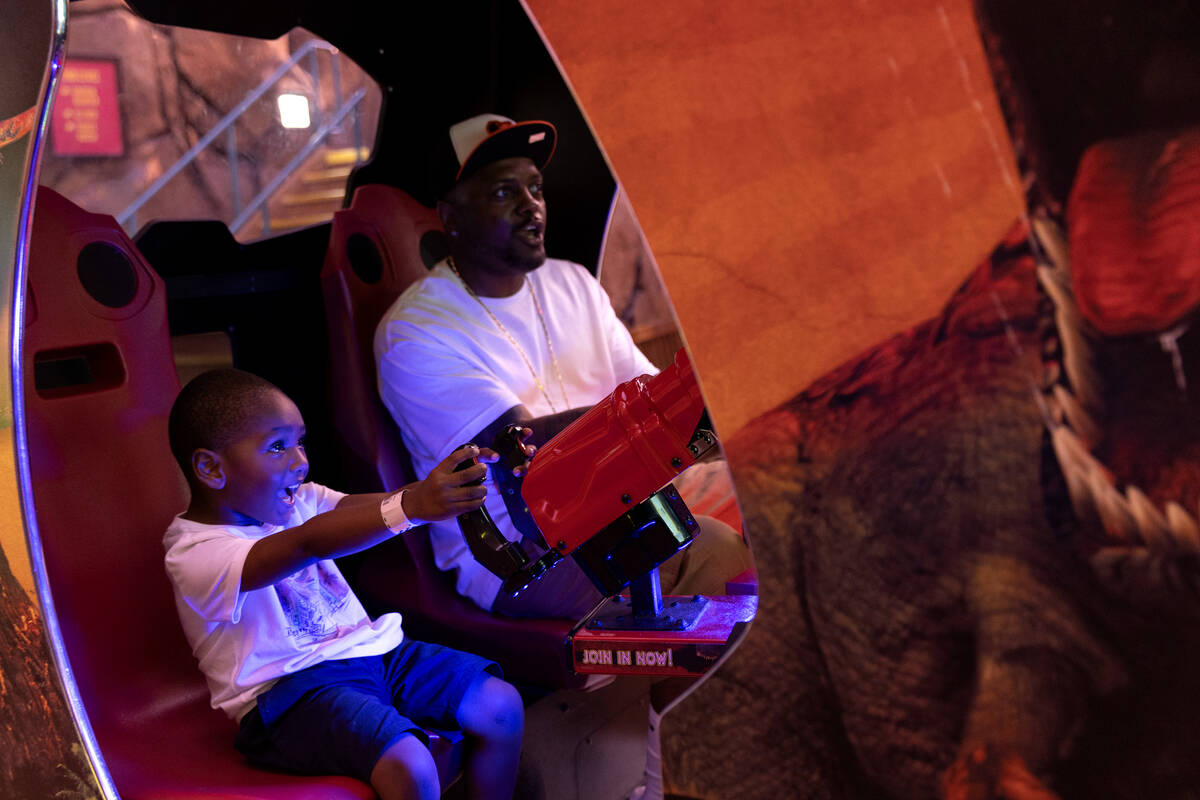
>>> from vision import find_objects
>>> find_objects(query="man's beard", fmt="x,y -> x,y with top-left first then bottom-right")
503,244 -> 547,273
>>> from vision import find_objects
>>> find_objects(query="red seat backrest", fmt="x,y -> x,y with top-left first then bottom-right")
25,186 -> 195,717
24,187 -> 380,799
320,184 -> 584,689
320,184 -> 442,493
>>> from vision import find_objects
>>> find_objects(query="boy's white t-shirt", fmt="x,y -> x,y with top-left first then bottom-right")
163,482 -> 405,721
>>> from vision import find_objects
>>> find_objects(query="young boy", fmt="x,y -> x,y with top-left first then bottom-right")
163,368 -> 523,800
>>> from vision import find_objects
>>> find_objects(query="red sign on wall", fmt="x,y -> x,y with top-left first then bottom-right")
51,58 -> 123,156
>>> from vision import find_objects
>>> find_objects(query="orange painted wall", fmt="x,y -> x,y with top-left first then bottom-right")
524,0 -> 1023,435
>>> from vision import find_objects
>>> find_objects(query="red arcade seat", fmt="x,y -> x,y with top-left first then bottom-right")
22,187 -> 456,799
320,183 -> 584,689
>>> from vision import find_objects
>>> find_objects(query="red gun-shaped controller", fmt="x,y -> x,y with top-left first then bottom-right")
456,348 -> 718,625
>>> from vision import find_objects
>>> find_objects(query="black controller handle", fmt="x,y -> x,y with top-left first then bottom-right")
489,425 -> 547,548
452,446 -> 555,597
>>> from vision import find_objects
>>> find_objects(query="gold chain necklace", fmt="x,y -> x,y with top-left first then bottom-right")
447,256 -> 570,413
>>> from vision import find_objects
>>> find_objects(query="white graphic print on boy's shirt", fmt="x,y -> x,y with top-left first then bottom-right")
276,561 -> 351,643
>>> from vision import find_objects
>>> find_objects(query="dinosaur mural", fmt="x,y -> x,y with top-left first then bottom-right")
657,1 -> 1200,797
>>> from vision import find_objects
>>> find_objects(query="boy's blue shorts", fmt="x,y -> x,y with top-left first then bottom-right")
235,638 -> 500,782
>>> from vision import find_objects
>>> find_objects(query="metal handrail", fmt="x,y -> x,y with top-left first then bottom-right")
117,39 -> 362,233
231,87 -> 365,235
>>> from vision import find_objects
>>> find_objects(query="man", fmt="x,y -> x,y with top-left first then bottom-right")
374,113 -> 751,618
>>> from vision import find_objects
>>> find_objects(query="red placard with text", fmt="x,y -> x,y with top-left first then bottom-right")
51,58 -> 122,156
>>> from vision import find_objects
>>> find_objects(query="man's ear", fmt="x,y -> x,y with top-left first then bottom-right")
437,199 -> 457,238
192,449 -> 226,490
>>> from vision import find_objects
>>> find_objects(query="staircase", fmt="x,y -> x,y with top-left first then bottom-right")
118,39 -> 371,241
239,146 -> 368,238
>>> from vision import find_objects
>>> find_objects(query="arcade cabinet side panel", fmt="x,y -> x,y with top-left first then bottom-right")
0,0 -> 108,797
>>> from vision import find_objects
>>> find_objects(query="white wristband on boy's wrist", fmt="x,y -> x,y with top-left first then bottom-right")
380,490 -> 414,534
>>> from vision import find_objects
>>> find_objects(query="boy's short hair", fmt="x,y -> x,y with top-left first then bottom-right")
168,368 -> 283,481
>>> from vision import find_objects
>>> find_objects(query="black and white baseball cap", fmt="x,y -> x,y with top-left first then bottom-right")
449,113 -> 557,183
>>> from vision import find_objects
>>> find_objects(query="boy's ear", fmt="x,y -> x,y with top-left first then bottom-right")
192,449 -> 226,490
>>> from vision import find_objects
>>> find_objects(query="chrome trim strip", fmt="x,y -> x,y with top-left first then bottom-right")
9,1 -> 120,796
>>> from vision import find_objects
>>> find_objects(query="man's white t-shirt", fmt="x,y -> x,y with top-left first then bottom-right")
164,482 -> 405,721
375,258 -> 656,609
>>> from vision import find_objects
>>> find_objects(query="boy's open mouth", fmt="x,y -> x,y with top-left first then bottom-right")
281,483 -> 300,505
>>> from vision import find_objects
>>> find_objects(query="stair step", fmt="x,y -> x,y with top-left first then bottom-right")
262,211 -> 337,230
324,147 -> 369,166
302,166 -> 354,183
279,188 -> 347,206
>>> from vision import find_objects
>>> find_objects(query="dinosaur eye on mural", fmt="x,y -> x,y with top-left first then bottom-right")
0,108 -> 37,157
